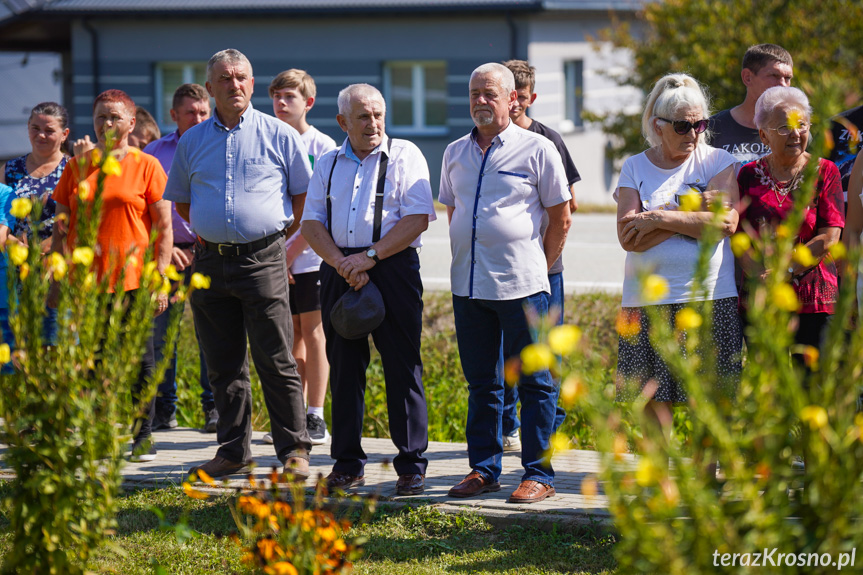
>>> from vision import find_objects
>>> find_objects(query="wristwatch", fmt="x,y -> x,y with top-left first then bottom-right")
787,266 -> 795,277
366,248 -> 380,263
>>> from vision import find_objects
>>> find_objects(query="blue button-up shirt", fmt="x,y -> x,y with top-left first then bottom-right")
164,104 -> 312,244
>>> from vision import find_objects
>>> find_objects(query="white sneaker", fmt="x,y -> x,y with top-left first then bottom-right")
503,431 -> 521,452
262,432 -> 274,444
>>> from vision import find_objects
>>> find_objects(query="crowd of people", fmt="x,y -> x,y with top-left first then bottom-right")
1,42 -> 861,503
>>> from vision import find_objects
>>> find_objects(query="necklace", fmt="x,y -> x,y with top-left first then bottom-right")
754,157 -> 804,208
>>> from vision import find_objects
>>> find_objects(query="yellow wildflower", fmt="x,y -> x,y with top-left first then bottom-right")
786,108 -> 806,130
549,431 -> 570,453
503,357 -> 521,386
78,181 -> 91,201
10,197 -> 32,219
164,264 -> 182,281
613,434 -> 627,461
856,413 -> 863,442
729,233 -> 751,257
559,375 -> 587,406
642,274 -> 669,303
520,343 -> 554,374
771,283 -> 800,312
792,244 -> 816,267
18,263 -> 29,280
800,405 -> 828,430
547,324 -> 582,355
143,261 -> 157,278
272,501 -> 292,517
190,272 -> 211,290
7,243 -> 28,266
182,482 -> 209,500
265,562 -> 298,575
615,309 -> 641,338
195,468 -> 215,486
581,475 -> 598,497
0,344 -> 10,364
90,148 -> 102,166
49,252 -> 67,280
83,272 -> 96,289
678,192 -> 701,212
257,537 -> 280,561
317,525 -> 337,542
102,155 -> 122,177
829,242 -> 847,261
801,345 -> 819,371
674,307 -> 702,331
775,224 -> 790,240
72,247 -> 95,267
635,458 -> 661,487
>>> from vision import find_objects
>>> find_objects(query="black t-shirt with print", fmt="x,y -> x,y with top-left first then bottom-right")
527,120 -> 581,276
827,105 -> 863,193
709,108 -> 770,164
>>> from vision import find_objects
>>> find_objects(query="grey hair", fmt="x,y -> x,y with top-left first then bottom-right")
754,86 -> 811,129
337,84 -> 386,116
470,63 -> 516,96
207,49 -> 253,81
642,73 -> 711,148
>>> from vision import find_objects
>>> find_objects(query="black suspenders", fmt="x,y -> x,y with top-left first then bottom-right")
325,137 -> 390,244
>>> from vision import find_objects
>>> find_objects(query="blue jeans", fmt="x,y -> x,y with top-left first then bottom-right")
453,292 -> 557,486
502,273 -> 566,436
154,265 -> 213,413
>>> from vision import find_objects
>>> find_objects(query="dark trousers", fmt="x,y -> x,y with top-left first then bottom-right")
133,330 -> 156,440
320,248 -> 428,477
190,239 -> 310,464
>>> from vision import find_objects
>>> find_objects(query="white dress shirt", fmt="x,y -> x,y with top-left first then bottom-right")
439,122 -> 571,300
302,136 -> 436,248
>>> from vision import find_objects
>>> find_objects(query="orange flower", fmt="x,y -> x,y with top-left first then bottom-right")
182,482 -> 209,500
615,309 -> 641,338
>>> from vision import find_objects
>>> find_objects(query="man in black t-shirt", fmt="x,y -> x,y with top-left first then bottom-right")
710,44 -> 794,165
828,105 -> 863,196
500,59 -> 581,447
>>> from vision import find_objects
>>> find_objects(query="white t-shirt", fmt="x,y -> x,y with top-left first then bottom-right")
617,145 -> 738,307
287,126 -> 338,274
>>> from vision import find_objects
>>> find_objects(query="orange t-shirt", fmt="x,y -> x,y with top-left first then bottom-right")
53,148 -> 167,292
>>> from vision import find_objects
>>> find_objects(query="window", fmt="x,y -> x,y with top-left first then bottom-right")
155,62 -> 208,130
383,61 -> 447,135
564,60 -> 584,129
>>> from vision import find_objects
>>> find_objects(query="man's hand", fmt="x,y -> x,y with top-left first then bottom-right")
348,270 -> 370,291
337,252 -> 375,279
171,246 -> 193,271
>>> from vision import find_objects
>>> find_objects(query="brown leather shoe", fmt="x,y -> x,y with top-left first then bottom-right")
395,473 -> 425,496
283,457 -> 310,481
190,455 -> 252,479
326,471 -> 365,492
508,480 -> 556,504
448,470 -> 500,498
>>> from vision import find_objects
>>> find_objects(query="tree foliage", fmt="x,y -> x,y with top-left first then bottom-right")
592,0 -> 863,162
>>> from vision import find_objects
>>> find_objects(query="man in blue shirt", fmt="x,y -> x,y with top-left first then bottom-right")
165,49 -> 313,479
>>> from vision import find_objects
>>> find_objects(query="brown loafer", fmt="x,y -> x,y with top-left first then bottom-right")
283,457 -> 310,481
508,480 -> 556,504
395,473 -> 425,496
189,455 -> 252,479
326,471 -> 365,492
448,470 -> 500,498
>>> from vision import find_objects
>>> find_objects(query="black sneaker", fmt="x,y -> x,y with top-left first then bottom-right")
129,436 -> 158,462
203,408 -> 219,434
153,408 -> 178,431
307,413 -> 330,445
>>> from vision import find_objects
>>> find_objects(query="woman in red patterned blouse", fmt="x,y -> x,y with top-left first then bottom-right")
737,86 -> 844,355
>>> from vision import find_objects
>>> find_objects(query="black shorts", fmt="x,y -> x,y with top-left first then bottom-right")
289,271 -> 322,315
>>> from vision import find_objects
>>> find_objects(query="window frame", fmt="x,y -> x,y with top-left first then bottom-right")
154,61 -> 209,134
382,60 -> 448,137
564,59 -> 585,130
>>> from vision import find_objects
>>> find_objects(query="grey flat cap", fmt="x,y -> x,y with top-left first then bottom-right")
330,281 -> 386,340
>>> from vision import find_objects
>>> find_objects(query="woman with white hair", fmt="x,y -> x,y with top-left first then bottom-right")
615,73 -> 742,422
737,86 -> 844,355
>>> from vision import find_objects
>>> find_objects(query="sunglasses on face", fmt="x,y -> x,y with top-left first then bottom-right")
657,117 -> 709,135
768,122 -> 811,136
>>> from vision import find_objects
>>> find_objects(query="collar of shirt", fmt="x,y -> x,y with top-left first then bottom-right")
342,136 -> 389,164
212,102 -> 253,132
469,119 -> 515,151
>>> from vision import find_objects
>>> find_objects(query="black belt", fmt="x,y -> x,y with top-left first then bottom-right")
339,246 -> 415,257
198,229 -> 285,256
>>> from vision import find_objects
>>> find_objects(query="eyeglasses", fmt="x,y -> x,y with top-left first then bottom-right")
657,117 -> 709,135
768,122 -> 811,136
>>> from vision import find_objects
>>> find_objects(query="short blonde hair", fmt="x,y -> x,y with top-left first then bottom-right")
642,73 -> 711,148
269,69 -> 317,100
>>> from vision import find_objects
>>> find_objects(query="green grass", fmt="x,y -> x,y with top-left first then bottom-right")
0,486 -> 616,574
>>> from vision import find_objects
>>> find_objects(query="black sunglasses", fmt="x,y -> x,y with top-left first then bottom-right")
657,117 -> 709,135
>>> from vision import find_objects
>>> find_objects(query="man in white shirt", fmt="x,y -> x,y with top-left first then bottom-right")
439,63 -> 571,504
302,84 -> 434,496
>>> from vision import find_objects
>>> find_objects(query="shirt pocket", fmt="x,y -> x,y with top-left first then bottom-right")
489,170 -> 533,208
243,158 -> 281,194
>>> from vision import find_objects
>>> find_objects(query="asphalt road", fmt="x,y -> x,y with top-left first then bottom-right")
419,213 -> 625,294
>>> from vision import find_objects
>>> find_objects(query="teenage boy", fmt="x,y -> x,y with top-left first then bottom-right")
500,59 -> 580,449
267,69 -> 337,445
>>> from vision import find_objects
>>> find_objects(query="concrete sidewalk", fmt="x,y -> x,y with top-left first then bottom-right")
121,427 -> 612,526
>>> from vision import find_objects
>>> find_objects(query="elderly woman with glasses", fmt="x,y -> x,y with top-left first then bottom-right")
737,86 -> 844,355
615,73 -> 742,431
